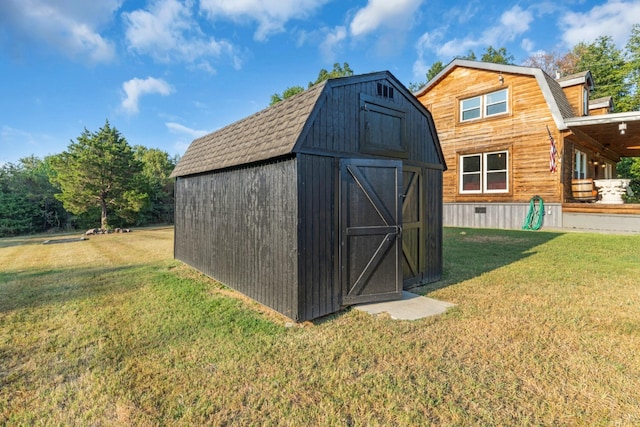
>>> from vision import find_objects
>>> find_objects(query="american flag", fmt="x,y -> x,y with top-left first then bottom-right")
548,126 -> 558,173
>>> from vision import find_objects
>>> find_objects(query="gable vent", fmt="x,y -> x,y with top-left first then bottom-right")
377,83 -> 394,99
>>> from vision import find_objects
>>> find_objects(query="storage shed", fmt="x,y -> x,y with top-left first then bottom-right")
171,71 -> 446,321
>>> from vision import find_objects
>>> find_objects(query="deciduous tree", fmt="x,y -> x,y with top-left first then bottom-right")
134,146 -> 177,225
270,62 -> 354,105
572,36 -> 629,110
479,46 -> 515,65
622,24 -> 640,112
523,51 -> 580,77
0,156 -> 65,236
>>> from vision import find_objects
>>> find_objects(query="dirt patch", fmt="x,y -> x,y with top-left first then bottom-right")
42,237 -> 89,245
460,235 -> 527,244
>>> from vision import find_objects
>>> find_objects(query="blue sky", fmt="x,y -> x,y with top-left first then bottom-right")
1,0 -> 639,165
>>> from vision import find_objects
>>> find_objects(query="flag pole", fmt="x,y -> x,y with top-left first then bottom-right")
547,125 -> 558,173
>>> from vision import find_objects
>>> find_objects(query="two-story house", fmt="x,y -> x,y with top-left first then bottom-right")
415,59 -> 640,232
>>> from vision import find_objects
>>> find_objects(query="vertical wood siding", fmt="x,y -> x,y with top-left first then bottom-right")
174,159 -> 299,319
423,166 -> 444,283
296,154 -> 340,321
443,202 -> 562,229
299,78 -> 443,166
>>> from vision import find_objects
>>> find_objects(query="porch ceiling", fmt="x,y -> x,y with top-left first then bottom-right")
564,112 -> 640,158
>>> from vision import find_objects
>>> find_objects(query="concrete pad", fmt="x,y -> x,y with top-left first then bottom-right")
354,291 -> 455,320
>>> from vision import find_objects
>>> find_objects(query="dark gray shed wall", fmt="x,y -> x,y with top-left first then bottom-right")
174,159 -> 299,319
423,166 -> 444,283
294,76 -> 444,290
296,77 -> 443,167
296,154 -> 340,320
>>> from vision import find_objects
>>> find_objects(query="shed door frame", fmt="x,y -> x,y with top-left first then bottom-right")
339,158 -> 403,305
401,165 -> 426,288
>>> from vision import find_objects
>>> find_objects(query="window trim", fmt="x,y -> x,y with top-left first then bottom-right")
483,151 -> 509,193
574,149 -> 587,179
460,154 -> 482,194
460,88 -> 508,122
461,97 -> 481,122
459,150 -> 509,194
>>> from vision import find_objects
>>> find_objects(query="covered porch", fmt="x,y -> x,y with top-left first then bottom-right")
562,111 -> 640,232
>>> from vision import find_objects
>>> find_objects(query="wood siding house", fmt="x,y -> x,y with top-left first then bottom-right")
415,59 -> 640,233
171,71 -> 446,321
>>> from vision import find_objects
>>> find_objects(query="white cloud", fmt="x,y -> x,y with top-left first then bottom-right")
454,2 -> 480,24
199,0 -> 331,41
348,0 -> 424,57
412,30 -> 443,78
350,0 -> 424,37
436,37 -> 478,59
521,38 -> 535,53
121,77 -> 174,114
1,125 -> 39,147
123,0 -> 241,66
560,0 -> 640,48
165,122 -> 210,139
165,122 -> 211,155
0,125 -> 56,164
424,5 -> 533,59
0,0 -> 120,62
319,26 -> 347,62
498,5 -> 533,39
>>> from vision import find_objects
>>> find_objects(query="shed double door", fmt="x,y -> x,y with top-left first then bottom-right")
340,159 -> 403,305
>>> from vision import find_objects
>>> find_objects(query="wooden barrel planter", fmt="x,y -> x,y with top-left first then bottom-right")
571,178 -> 597,202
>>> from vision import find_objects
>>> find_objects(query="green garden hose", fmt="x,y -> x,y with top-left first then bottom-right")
522,195 -> 544,230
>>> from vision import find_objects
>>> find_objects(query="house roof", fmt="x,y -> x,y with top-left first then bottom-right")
589,96 -> 614,110
171,80 -> 327,178
413,59 -> 576,130
555,70 -> 594,90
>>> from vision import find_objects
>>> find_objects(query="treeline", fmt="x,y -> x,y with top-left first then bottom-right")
0,121 -> 177,237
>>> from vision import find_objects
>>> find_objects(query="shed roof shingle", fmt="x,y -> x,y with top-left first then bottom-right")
171,81 -> 327,178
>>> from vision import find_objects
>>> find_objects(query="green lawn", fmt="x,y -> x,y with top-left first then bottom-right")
1,227 -> 639,425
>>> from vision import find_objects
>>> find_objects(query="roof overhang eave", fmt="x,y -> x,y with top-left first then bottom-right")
564,111 -> 640,127
564,111 -> 640,158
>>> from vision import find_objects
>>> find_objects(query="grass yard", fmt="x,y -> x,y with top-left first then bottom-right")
1,227 -> 639,425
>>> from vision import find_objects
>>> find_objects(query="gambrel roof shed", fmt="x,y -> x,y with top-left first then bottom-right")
171,81 -> 327,177
172,71 -> 446,321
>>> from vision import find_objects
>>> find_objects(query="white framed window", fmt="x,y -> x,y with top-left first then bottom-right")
461,154 -> 482,193
485,152 -> 508,192
461,97 -> 481,121
603,162 -> 613,179
574,149 -> 587,179
460,151 -> 509,194
460,89 -> 508,122
583,87 -> 589,116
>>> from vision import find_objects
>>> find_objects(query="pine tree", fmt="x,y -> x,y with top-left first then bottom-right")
49,120 -> 147,229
